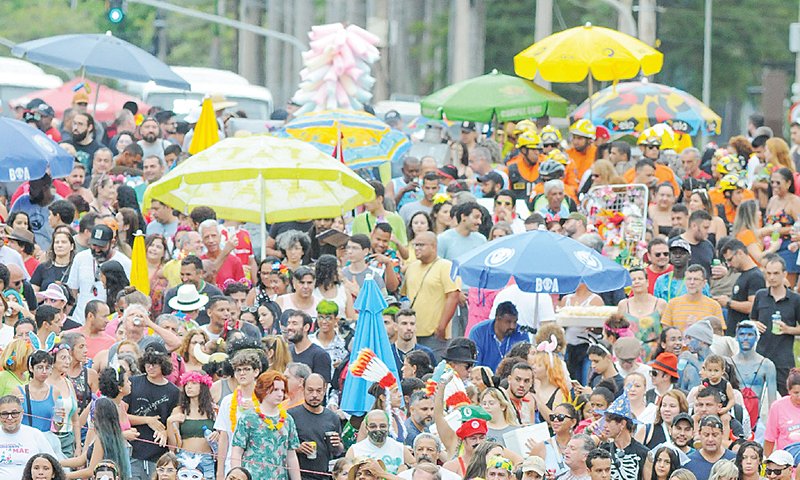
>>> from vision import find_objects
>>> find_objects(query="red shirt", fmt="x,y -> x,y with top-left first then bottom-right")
646,264 -> 673,294
202,252 -> 245,289
220,228 -> 254,271
65,328 -> 116,358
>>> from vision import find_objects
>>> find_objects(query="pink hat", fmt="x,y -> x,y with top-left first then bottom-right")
35,284 -> 67,303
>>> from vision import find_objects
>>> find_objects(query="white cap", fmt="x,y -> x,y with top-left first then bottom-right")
183,105 -> 203,124
766,450 -> 794,467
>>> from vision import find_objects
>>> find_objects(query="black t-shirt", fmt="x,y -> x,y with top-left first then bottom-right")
123,375 -> 180,462
752,288 -> 800,368
726,267 -> 765,335
287,404 -> 342,480
687,239 -> 716,278
600,439 -> 649,480
269,221 -> 314,240
590,373 -> 624,395
290,343 -> 332,384
72,138 -> 104,180
30,262 -> 70,291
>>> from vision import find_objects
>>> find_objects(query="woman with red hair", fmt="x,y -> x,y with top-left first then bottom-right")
231,371 -> 300,480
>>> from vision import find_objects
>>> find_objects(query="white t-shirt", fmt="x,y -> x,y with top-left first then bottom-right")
351,438 -> 406,474
67,249 -> 132,324
399,466 -> 462,480
0,247 -> 29,280
0,424 -> 55,477
214,393 -> 236,476
0,325 -> 14,351
489,284 -> 556,328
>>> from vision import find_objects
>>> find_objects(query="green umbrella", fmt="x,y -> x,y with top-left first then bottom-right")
420,69 -> 568,123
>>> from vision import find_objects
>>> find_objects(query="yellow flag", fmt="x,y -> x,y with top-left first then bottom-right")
189,98 -> 220,155
130,233 -> 150,296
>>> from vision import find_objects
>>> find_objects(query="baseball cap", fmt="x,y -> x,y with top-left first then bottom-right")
35,103 -> 55,117
73,91 -> 90,104
766,450 -> 794,467
384,110 -> 401,124
183,105 -> 203,124
461,121 -> 476,132
595,125 -> 610,140
521,456 -> 546,476
671,412 -> 693,428
88,225 -> 114,247
477,171 -> 504,184
668,237 -> 691,253
566,211 -> 587,227
456,418 -> 487,439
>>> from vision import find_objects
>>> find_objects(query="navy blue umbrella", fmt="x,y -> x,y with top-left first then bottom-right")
12,32 -> 190,90
0,118 -> 74,182
451,229 -> 631,294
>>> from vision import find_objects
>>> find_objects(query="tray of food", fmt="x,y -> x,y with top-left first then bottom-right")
555,306 -> 618,328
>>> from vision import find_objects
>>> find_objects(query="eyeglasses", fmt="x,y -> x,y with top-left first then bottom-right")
549,414 -> 573,422
495,200 -> 513,206
235,366 -> 254,374
33,365 -> 53,373
765,466 -> 790,476
0,411 -> 21,419
652,252 -> 669,257
618,358 -> 636,365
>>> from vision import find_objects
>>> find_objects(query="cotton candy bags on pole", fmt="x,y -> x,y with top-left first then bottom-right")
292,23 -> 380,114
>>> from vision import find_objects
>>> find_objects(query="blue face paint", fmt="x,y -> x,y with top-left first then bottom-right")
737,327 -> 757,351
687,337 -> 702,352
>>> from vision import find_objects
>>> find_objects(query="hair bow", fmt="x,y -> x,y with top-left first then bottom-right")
222,278 -> 252,290
433,193 -> 451,205
271,262 -> 291,278
537,334 -> 558,366
604,324 -> 634,338
545,213 -> 561,223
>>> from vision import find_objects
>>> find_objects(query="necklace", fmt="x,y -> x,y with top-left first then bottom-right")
230,388 -> 287,431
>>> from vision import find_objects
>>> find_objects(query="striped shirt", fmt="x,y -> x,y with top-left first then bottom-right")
662,294 -> 724,331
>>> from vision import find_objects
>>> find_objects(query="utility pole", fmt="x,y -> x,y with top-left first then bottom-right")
534,0 -> 552,89
701,0 -> 711,145
637,0 -> 656,47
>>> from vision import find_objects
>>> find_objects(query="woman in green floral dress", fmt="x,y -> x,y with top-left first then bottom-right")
232,371 -> 300,480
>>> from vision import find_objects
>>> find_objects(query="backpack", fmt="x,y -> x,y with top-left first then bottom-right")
734,358 -> 764,425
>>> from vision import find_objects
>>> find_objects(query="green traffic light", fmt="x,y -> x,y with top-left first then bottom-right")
108,8 -> 124,23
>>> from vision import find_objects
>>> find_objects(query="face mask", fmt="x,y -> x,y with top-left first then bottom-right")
178,470 -> 203,480
368,429 -> 389,443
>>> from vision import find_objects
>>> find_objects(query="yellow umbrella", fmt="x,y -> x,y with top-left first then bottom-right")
514,22 -> 663,83
143,134 -> 375,258
129,232 -> 149,295
188,98 -> 219,155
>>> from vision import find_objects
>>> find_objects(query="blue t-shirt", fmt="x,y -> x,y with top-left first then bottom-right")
10,193 -> 61,251
685,448 -> 735,479
437,229 -> 486,261
653,272 -> 710,302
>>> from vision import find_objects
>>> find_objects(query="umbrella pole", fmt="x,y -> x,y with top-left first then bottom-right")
260,172 -> 267,261
92,78 -> 102,118
588,76 -> 594,120
534,292 -> 540,334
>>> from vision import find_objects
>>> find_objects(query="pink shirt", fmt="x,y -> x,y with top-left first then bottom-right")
765,395 -> 800,450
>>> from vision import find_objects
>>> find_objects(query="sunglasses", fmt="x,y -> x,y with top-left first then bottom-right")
0,411 -> 21,419
652,252 -> 669,257
240,306 -> 258,314
765,466 -> 790,476
495,200 -> 513,206
645,145 -> 660,149
650,370 -> 662,376
549,414 -> 573,422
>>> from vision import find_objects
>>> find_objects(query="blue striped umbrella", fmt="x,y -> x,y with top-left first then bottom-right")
274,109 -> 411,170
339,277 -> 400,415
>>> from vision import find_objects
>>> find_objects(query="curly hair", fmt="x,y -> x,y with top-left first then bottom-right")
314,254 -> 341,290
22,453 -> 66,480
275,230 -> 311,257
138,348 -> 173,376
178,329 -> 210,363
728,135 -> 753,159
534,323 -> 567,355
98,366 -> 127,399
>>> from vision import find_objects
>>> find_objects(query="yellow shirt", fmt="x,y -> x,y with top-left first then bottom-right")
400,257 -> 459,337
662,294 -> 724,331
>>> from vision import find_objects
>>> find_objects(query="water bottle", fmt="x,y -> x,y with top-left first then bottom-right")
54,396 -> 64,424
203,425 -> 218,454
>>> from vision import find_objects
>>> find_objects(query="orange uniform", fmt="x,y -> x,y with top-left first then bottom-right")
708,187 -> 755,223
623,163 -> 680,195
565,144 -> 597,181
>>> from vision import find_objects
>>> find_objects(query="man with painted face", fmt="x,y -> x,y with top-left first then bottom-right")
398,433 -> 462,480
731,320 -> 778,424
347,409 -> 415,474
66,225 -> 132,324
678,320 -> 713,391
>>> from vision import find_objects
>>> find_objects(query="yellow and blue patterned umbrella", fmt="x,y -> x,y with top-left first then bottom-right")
274,109 -> 411,170
571,81 -> 722,136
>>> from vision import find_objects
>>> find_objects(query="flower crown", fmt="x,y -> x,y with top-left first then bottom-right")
271,262 -> 291,278
180,370 -> 213,388
433,193 -> 451,205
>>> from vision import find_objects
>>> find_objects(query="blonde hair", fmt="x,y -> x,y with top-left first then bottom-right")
263,335 -> 292,373
709,459 -> 738,480
534,351 -> 571,400
0,339 -> 32,372
767,138 -> 794,172
592,159 -> 625,185
669,469 -> 697,480
479,387 -> 519,426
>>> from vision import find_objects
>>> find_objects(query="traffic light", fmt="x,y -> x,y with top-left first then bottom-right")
107,0 -> 126,23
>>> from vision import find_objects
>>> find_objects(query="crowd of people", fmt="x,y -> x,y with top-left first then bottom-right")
4,91 -> 800,480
